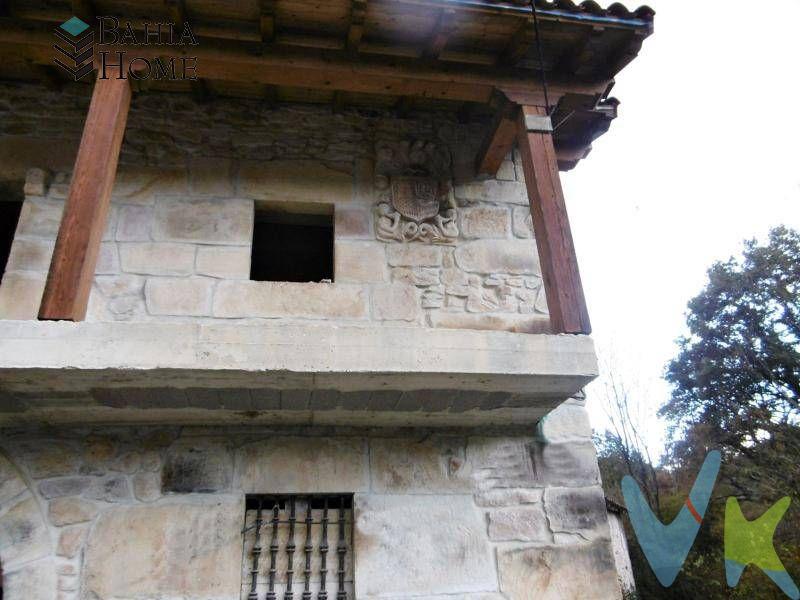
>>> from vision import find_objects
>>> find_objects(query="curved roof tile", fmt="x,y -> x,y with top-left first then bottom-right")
487,0 -> 655,24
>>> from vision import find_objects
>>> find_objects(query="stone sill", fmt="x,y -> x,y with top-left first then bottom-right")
0,320 -> 598,426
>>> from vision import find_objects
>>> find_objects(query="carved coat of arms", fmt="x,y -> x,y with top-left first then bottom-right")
374,139 -> 458,245
390,176 -> 440,223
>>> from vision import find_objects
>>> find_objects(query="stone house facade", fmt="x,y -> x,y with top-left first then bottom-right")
0,1 -> 653,598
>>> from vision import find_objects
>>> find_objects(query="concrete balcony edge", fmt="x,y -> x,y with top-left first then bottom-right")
0,320 -> 598,427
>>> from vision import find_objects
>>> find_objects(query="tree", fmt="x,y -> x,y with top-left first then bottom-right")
662,225 -> 800,499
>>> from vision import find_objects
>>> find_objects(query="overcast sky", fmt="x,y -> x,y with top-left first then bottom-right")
561,0 -> 800,455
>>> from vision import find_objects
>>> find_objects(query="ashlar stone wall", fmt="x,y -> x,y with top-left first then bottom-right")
0,398 -> 621,600
0,82 -> 549,334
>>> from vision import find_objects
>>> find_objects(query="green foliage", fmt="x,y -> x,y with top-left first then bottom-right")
662,226 -> 800,500
597,227 -> 800,598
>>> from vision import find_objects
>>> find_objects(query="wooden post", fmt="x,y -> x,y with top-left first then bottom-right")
516,105 -> 591,334
38,76 -> 131,321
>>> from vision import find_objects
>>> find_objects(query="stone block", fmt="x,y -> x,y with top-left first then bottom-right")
188,156 -> 235,197
196,246 -> 251,279
235,437 -> 369,493
57,524 -> 88,558
354,494 -> 496,597
496,160 -> 516,181
370,437 -> 471,493
474,488 -> 543,508
2,558 -> 57,600
512,206 -> 534,238
82,496 -> 244,600
487,505 -> 551,543
387,244 -> 442,267
545,486 -> 610,544
497,541 -> 621,600
454,240 -> 540,275
391,267 -> 440,286
115,205 -> 153,241
454,180 -> 528,205
48,497 -> 98,526
531,442 -> 601,488
153,198 -> 253,244
38,477 -> 91,499
0,455 -> 27,505
133,471 -> 162,502
24,167 -> 50,196
95,242 -> 120,275
467,437 -> 535,491
5,238 -> 54,272
0,496 -> 51,567
371,283 -> 420,321
86,475 -> 131,503
15,198 -> 63,238
539,403 -> 592,443
112,166 -> 189,205
162,439 -> 233,493
213,281 -> 368,319
119,242 -> 195,276
460,206 -> 510,239
11,441 -> 81,478
429,312 -> 550,334
334,241 -> 386,283
145,277 -> 214,316
238,159 -> 353,204
335,208 -> 371,238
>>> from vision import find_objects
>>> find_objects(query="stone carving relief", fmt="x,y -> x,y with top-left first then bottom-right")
374,139 -> 458,244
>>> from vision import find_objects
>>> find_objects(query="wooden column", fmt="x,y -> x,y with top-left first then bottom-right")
39,76 -> 131,321
516,105 -> 591,334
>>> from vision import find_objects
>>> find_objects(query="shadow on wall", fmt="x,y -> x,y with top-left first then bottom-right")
0,451 -> 56,600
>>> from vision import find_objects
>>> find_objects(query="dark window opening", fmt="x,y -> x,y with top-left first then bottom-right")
242,494 -> 354,600
251,209 -> 334,283
0,195 -> 24,287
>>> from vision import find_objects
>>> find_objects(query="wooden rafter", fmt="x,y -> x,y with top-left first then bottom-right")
475,95 -> 517,176
555,25 -> 605,77
164,0 -> 186,31
498,18 -> 534,66
516,105 -> 591,334
39,76 -> 131,322
423,8 -> 455,60
71,0 -> 94,22
346,0 -> 368,55
259,0 -> 276,43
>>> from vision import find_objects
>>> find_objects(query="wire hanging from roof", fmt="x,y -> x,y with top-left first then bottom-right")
529,0 -> 552,115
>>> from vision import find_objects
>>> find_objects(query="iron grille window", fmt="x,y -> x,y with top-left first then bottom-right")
242,495 -> 354,600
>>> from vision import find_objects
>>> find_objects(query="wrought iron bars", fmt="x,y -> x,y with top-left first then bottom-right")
243,495 -> 353,600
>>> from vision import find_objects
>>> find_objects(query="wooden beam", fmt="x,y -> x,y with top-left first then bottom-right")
346,0 -> 367,55
475,98 -> 517,176
498,18 -> 533,66
259,0 -> 275,43
516,105 -> 590,334
424,8 -> 455,60
555,25 -> 604,77
164,0 -> 186,31
26,59 -> 63,90
70,0 -> 94,22
0,23 -> 610,105
38,76 -> 131,322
